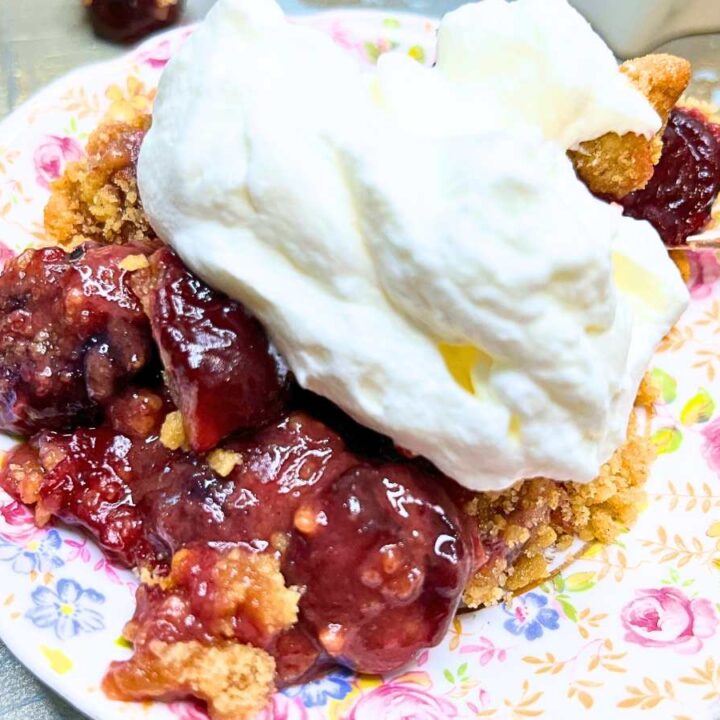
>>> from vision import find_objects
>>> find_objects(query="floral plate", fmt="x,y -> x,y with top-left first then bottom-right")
0,11 -> 719,720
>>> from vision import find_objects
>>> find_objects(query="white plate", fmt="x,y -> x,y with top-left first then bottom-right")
0,12 -> 719,720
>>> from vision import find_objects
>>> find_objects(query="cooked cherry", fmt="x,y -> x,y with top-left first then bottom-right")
0,243 -> 155,434
283,464 -> 475,674
144,412 -> 357,555
135,248 -> 289,452
85,0 -> 184,44
0,387 -> 181,568
619,108 -> 720,246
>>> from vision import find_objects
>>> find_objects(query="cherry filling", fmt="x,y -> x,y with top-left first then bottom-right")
283,464 -> 475,675
134,247 -> 290,452
0,243 -> 155,434
0,233 -> 480,688
618,107 -> 720,246
0,387 -> 174,567
1,408 -> 477,687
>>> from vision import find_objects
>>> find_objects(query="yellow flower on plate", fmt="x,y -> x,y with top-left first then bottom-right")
104,77 -> 156,122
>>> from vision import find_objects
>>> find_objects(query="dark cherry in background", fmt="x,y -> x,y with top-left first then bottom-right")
84,0 -> 184,43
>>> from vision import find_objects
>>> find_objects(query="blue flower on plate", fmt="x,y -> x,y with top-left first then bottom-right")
26,578 -> 105,640
503,591 -> 560,641
283,667 -> 353,707
0,529 -> 64,575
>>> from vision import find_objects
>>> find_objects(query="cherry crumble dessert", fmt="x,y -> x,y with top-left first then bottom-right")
0,13 -> 716,720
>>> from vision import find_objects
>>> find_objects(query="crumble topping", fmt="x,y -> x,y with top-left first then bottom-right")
44,115 -> 154,247
207,448 -> 244,477
104,639 -> 276,720
160,410 -> 188,450
118,253 -> 150,271
569,54 -> 691,198
463,403 -> 655,608
104,547 -> 298,719
137,547 -> 301,640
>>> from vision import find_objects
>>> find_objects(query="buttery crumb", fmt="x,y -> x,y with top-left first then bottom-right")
44,115 -> 154,247
569,54 -> 690,198
138,566 -> 173,591
118,254 -> 149,272
207,448 -> 243,477
105,549 -> 299,720
104,640 -> 276,720
636,373 -> 660,410
271,532 -> 290,553
463,398 -> 656,608
159,411 -> 187,451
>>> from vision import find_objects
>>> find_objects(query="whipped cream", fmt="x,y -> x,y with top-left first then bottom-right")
138,0 -> 689,491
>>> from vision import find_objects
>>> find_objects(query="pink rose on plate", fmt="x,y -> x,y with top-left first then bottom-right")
0,499 -> 40,544
135,28 -> 193,68
33,135 -> 83,189
621,587 -> 719,654
347,683 -> 457,720
0,241 -> 14,268
684,250 -> 720,299
702,416 -> 720,475
135,38 -> 174,68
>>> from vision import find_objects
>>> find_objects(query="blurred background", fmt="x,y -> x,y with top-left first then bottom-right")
0,0 -> 719,717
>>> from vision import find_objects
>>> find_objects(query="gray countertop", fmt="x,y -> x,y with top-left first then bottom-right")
1,1 -> 719,719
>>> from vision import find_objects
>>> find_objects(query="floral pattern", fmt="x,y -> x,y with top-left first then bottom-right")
26,578 -> 105,640
255,694 -> 309,720
503,592 -> 561,640
701,415 -> 720,475
621,587 -> 719,654
0,528 -> 64,575
0,13 -> 716,720
347,682 -> 458,719
0,499 -> 41,543
284,669 -> 353,707
674,249 -> 720,299
32,135 -> 83,189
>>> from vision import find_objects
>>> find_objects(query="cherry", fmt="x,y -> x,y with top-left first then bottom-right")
136,247 -> 290,452
0,243 -> 155,434
619,108 -> 720,246
85,0 -> 184,44
282,464 -> 475,674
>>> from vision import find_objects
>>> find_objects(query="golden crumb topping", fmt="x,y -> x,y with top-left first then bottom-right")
106,549 -> 299,720
207,448 -> 244,477
104,640 -> 275,720
159,410 -> 188,451
118,253 -> 150,271
463,405 -> 655,608
569,54 -> 691,198
44,115 -> 154,247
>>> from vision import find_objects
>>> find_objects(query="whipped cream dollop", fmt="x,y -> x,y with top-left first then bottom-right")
138,0 -> 688,491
